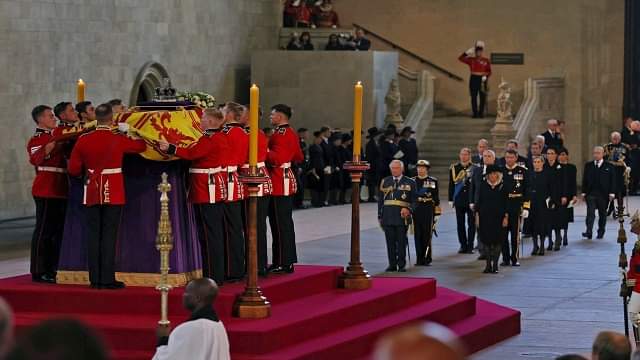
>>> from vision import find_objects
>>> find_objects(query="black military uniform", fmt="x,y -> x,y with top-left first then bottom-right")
497,155 -> 527,168
474,165 -> 509,274
528,167 -> 553,255
365,128 -> 380,202
378,174 -> 416,272
448,161 -> 475,253
604,141 -> 630,214
412,160 -> 441,265
622,126 -> 640,194
501,163 -> 530,266
378,129 -> 399,179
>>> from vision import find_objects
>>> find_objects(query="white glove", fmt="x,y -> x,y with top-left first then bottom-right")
323,166 -> 332,174
315,0 -> 322,5
465,47 -> 475,56
434,216 -> 440,223
545,197 -> 551,207
609,193 -> 616,201
470,203 -> 475,211
482,76 -> 487,82
522,209 -> 529,219
293,0 -> 301,6
117,122 -> 129,133
310,24 -> 317,29
448,201 -> 453,208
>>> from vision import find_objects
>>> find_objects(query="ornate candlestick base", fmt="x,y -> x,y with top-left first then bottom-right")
338,159 -> 372,290
233,172 -> 271,318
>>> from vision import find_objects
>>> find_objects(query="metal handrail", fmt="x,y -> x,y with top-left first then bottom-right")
353,23 -> 464,82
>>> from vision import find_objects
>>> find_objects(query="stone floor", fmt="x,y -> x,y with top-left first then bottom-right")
0,198 -> 635,359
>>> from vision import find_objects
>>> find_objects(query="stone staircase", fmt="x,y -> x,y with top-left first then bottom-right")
418,116 -> 494,183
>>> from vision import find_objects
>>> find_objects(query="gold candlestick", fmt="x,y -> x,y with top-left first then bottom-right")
156,172 -> 174,327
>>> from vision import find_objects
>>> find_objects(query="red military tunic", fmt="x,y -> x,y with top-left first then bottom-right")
173,129 -> 230,204
67,126 -> 146,206
221,122 -> 248,201
239,128 -> 272,197
458,54 -> 492,76
629,252 -> 640,293
267,124 -> 304,196
27,128 -> 69,199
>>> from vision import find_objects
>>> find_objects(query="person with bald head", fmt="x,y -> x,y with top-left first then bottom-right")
604,131 -> 631,217
0,297 -> 13,359
373,322 -> 466,360
153,278 -> 230,360
581,146 -> 616,240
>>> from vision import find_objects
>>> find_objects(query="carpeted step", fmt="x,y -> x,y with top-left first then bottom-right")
0,265 -> 343,318
449,298 -> 521,354
226,277 -> 437,354
231,287 -> 477,360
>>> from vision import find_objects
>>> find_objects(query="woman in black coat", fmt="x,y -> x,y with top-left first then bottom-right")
545,147 -> 567,251
529,157 -> 553,256
475,165 -> 509,274
558,148 -> 577,247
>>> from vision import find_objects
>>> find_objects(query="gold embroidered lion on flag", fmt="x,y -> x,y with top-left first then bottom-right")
115,108 -> 203,161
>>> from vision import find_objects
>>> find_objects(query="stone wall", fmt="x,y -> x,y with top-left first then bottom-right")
336,0 -> 624,168
251,50 -> 398,132
0,0 -> 280,219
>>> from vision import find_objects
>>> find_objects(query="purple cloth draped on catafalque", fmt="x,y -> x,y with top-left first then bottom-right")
58,155 -> 201,275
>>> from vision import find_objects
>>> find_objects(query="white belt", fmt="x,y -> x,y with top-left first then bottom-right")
189,167 -> 222,174
241,162 -> 266,169
280,162 -> 292,169
226,166 -> 238,172
88,168 -> 122,175
37,166 -> 67,173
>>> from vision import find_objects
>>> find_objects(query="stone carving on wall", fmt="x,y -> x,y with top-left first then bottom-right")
384,78 -> 403,126
496,78 -> 513,121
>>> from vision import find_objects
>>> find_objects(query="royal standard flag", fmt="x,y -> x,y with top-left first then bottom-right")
115,108 -> 203,161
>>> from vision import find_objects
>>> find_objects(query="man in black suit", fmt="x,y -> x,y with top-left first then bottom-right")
349,28 -> 371,51
541,119 -> 564,149
319,126 -> 333,205
582,146 -> 616,239
471,139 -> 489,165
399,126 -> 418,176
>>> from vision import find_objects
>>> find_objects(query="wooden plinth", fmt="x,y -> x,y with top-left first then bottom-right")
232,291 -> 271,318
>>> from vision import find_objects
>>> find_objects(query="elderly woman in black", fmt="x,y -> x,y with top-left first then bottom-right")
475,165 -> 509,274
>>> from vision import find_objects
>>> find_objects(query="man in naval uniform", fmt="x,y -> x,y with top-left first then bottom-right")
378,160 -> 416,272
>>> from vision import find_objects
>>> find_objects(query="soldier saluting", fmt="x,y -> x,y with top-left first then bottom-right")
501,149 -> 530,267
378,160 -> 417,272
412,160 -> 441,266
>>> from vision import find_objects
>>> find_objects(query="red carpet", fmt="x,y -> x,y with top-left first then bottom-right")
0,265 -> 520,359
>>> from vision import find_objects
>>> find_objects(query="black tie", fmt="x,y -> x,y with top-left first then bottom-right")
394,179 -> 399,189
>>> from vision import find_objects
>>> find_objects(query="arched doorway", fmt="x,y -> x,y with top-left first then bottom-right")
129,62 -> 171,105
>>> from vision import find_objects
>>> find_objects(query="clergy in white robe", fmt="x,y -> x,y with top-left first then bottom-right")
153,278 -> 230,360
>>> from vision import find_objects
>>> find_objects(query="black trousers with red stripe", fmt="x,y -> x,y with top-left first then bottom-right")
194,203 -> 225,285
268,196 -> 298,266
85,205 -> 122,285
30,197 -> 67,277
223,201 -> 245,279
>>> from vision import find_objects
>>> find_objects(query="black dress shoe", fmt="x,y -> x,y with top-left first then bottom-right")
32,274 -> 56,284
464,249 -> 474,254
500,261 -> 510,267
582,232 -> 592,239
397,267 -> 407,272
283,264 -> 295,273
385,266 -> 397,272
258,269 -> 268,278
268,265 -> 284,273
596,232 -> 605,239
477,254 -> 487,260
458,248 -> 466,254
512,261 -> 521,267
483,266 -> 492,274
101,281 -> 125,290
225,276 -> 245,283
90,283 -> 102,289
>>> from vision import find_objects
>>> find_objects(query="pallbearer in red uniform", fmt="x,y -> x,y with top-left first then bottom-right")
159,108 -> 229,285
221,102 -> 247,281
266,104 -> 304,273
240,106 -> 272,276
458,40 -> 492,118
68,104 -> 146,289
27,105 -> 69,283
